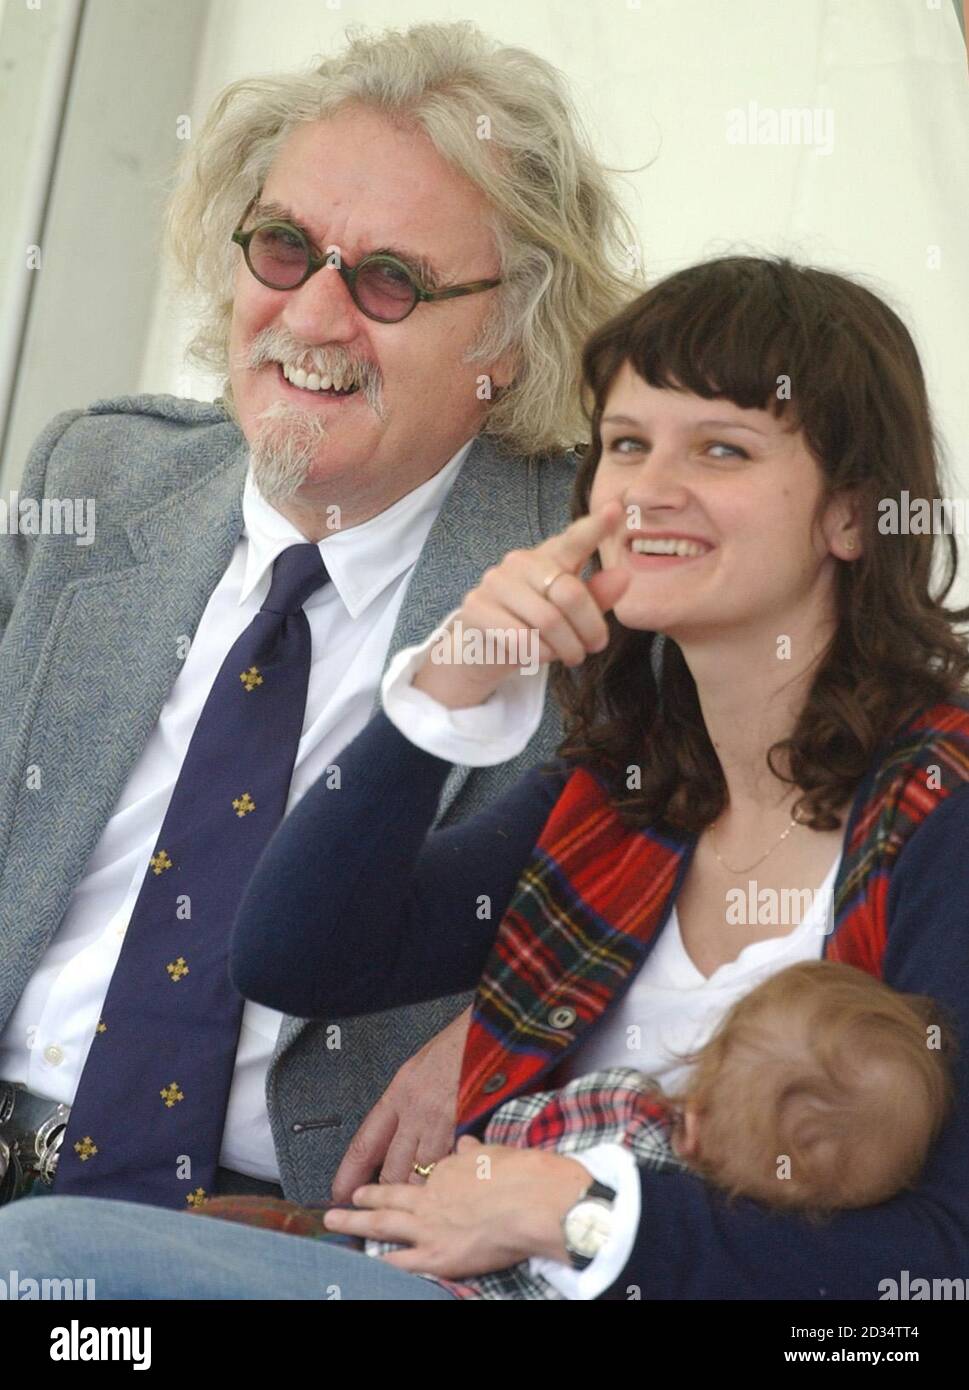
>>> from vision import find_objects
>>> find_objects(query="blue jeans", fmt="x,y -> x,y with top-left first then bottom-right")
0,1194 -> 456,1300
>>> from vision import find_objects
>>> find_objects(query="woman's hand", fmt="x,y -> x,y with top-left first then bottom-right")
411,500 -> 630,710
322,1135 -> 592,1277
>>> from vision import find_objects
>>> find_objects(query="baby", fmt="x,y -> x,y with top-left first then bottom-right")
387,959 -> 954,1300
194,960 -> 953,1300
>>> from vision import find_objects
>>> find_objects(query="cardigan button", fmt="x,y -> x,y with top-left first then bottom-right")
548,1005 -> 577,1030
482,1072 -> 507,1095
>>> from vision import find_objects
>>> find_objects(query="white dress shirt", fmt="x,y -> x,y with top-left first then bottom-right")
0,439 -> 473,1181
379,622 -> 842,1298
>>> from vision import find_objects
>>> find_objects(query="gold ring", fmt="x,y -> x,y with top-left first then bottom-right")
412,1160 -> 436,1178
541,570 -> 565,596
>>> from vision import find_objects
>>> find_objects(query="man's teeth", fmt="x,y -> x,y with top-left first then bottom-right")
281,363 -> 358,393
631,537 -> 709,558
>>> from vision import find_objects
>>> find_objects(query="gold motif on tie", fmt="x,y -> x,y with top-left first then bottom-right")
166,957 -> 189,982
240,666 -> 263,692
96,1020 -> 107,1034
186,1188 -> 208,1208
232,792 -> 256,818
160,1082 -> 184,1108
74,1136 -> 98,1161
150,849 -> 173,875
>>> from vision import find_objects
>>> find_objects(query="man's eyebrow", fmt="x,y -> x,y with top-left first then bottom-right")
248,199 -> 447,287
600,412 -> 767,435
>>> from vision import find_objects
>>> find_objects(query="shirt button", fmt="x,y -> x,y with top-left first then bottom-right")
548,1005 -> 577,1030
43,1044 -> 65,1066
482,1072 -> 507,1095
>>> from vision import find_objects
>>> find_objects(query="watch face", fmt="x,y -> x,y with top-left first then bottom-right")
564,1198 -> 613,1257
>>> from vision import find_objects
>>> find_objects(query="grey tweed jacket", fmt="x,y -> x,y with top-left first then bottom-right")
0,393 -> 576,1202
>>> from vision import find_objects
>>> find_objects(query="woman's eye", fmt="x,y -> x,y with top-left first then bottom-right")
707,442 -> 749,460
604,437 -> 749,461
605,437 -> 643,455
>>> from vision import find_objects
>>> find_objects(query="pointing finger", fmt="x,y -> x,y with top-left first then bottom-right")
550,500 -> 625,573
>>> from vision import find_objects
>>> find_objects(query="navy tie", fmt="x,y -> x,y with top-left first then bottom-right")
55,543 -> 330,1207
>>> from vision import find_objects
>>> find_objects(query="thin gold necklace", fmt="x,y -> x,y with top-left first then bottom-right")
707,812 -> 802,875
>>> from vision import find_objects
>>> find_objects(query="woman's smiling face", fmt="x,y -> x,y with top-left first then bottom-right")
589,361 -> 855,645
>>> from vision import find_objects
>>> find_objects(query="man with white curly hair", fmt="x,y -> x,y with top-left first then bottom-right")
0,21 -> 638,1214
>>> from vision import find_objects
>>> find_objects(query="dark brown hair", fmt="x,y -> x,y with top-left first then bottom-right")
552,256 -> 969,832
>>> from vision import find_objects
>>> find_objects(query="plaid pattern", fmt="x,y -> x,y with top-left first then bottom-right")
824,701 -> 969,975
386,1067 -> 688,1301
190,1195 -> 345,1239
458,698 -> 969,1136
457,777 -> 687,1130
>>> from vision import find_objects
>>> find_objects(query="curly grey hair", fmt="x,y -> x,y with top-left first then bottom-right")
162,20 -> 645,455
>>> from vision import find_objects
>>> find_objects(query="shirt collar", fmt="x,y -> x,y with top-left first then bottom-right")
239,438 -> 475,619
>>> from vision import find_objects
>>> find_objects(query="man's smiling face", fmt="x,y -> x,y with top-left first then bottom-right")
228,104 -> 516,530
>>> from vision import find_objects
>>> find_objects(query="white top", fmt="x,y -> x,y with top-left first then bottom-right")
561,856 -> 841,1087
378,622 -> 844,1299
0,438 -> 473,1181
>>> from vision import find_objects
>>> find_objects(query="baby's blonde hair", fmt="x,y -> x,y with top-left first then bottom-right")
667,960 -> 954,1219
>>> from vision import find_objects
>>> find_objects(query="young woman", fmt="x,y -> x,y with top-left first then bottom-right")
228,255 -> 969,1298
4,256 -> 968,1300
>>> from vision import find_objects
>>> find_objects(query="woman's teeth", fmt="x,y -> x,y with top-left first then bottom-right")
280,363 -> 359,394
631,537 -> 709,558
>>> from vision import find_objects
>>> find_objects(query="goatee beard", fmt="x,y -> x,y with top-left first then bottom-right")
248,400 -> 330,508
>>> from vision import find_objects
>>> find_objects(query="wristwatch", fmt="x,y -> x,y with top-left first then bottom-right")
562,1177 -> 617,1270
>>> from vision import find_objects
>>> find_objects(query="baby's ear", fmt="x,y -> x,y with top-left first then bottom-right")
674,1103 -> 702,1160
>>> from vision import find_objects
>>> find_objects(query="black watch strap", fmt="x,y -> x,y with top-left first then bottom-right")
564,1177 -> 617,1270
585,1178 -> 616,1203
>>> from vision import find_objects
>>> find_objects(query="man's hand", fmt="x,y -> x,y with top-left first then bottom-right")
324,1136 -> 592,1277
330,1007 -> 470,1203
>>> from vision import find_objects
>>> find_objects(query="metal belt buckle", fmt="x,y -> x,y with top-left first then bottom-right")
0,1082 -> 16,1126
0,1084 -> 71,1199
30,1104 -> 71,1185
0,1083 -> 24,1202
0,1137 -> 25,1204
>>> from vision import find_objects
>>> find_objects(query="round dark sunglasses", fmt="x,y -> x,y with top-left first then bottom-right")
231,202 -> 502,324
